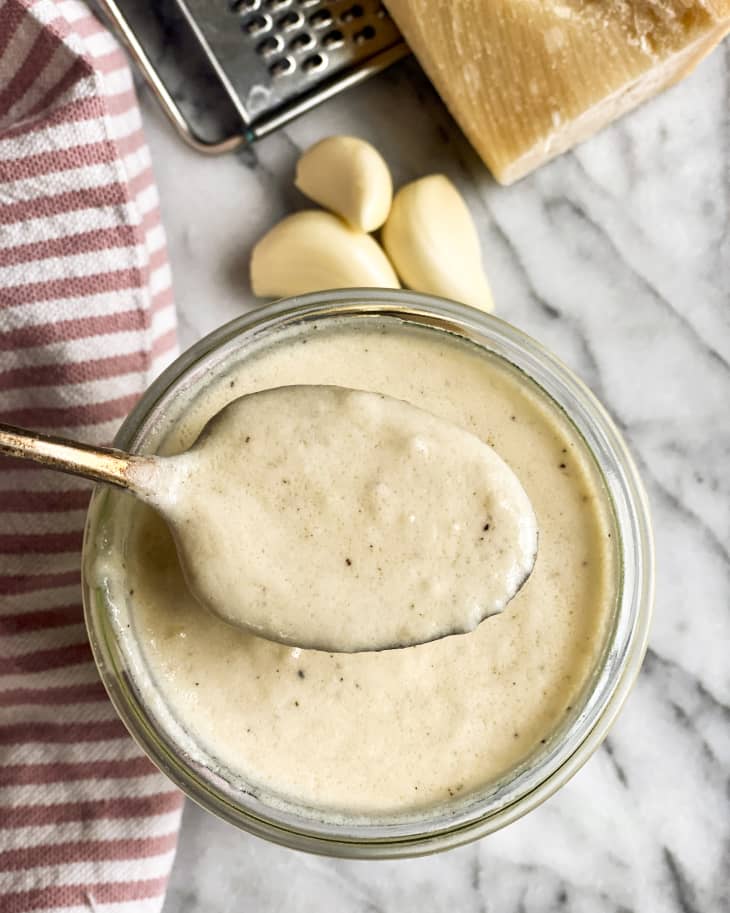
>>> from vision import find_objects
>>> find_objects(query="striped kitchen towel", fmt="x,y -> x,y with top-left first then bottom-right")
0,1 -> 183,911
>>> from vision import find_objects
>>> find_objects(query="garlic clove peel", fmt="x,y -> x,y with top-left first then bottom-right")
295,136 -> 393,233
382,175 -> 494,313
250,210 -> 400,299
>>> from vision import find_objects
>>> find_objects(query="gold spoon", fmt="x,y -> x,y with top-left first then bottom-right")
0,385 -> 538,653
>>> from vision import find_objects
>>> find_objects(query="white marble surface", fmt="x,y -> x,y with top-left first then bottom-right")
131,39 -> 730,913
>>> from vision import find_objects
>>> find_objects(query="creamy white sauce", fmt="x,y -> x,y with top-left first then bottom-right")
157,385 -> 537,652
103,320 -> 617,819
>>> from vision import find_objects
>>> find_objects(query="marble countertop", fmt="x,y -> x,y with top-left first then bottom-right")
129,30 -> 729,913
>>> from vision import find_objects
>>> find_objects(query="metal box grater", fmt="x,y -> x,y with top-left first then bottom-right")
97,0 -> 409,153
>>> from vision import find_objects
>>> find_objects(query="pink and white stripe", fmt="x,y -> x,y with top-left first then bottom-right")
0,1 -> 183,910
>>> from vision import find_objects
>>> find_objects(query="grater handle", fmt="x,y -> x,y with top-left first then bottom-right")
95,0 -> 246,155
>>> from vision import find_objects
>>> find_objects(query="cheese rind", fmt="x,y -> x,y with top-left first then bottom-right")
384,0 -> 730,184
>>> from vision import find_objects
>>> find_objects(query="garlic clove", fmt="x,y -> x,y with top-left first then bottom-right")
295,136 -> 393,233
381,175 -> 494,313
250,210 -> 400,298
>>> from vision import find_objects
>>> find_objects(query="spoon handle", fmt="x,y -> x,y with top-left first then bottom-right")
0,423 -> 153,492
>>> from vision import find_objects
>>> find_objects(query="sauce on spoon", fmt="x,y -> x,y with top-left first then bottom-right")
152,384 -> 537,652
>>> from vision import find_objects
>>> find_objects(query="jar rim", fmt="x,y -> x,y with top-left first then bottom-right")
82,290 -> 654,857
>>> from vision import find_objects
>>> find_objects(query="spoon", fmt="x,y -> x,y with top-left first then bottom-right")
0,385 -> 538,652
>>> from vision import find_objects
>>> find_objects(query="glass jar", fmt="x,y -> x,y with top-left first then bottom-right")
82,290 -> 654,858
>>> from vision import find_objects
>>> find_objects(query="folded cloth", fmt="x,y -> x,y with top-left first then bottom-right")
0,1 -> 183,910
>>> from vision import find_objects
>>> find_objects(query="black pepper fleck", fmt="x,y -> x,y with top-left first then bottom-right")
345,558 -> 352,566
483,522 -> 490,531
245,436 -> 251,443
559,463 -> 566,469
297,669 -> 305,679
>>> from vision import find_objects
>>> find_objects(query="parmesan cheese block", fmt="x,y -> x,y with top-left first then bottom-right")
384,0 -> 730,184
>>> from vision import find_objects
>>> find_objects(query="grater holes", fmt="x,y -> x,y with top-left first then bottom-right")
340,4 -> 364,23
257,34 -> 284,56
278,10 -> 304,29
352,24 -> 375,44
289,31 -> 316,52
243,13 -> 272,34
321,28 -> 344,49
269,55 -> 296,76
308,8 -> 333,28
231,0 -> 260,12
302,53 -> 327,73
